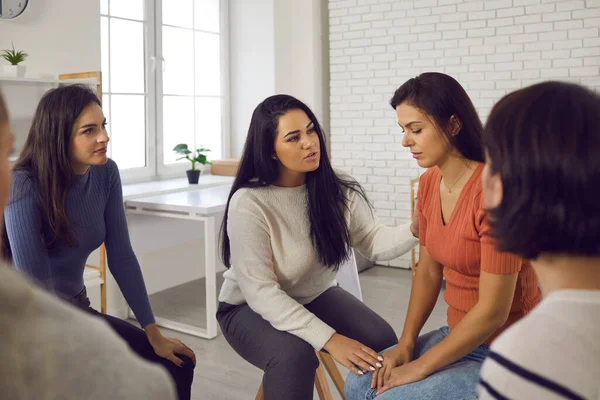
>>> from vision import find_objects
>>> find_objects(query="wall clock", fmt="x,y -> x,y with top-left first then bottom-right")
0,0 -> 29,19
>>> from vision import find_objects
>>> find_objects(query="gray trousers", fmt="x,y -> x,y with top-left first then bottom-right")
217,285 -> 397,400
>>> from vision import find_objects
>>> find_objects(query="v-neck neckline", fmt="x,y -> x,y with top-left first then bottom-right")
437,164 -> 482,227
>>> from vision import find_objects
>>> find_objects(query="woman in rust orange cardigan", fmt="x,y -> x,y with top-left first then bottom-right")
345,72 -> 541,400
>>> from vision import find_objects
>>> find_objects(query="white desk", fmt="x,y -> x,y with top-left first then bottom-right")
125,185 -> 232,339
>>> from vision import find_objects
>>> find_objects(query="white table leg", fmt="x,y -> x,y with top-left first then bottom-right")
125,207 -> 219,339
204,215 -> 218,339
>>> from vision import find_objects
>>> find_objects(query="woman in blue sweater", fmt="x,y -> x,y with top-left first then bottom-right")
2,85 -> 196,400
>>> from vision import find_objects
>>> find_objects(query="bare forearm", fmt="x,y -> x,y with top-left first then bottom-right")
398,262 -> 443,345
416,304 -> 504,373
144,323 -> 163,346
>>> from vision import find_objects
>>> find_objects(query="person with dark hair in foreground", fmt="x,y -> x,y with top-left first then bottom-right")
346,72 -> 541,400
217,94 -> 419,400
478,82 -> 600,399
2,85 -> 195,400
0,89 -> 176,399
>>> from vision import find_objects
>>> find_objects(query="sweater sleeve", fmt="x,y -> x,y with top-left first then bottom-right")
4,171 -> 55,290
103,160 -> 155,327
476,193 -> 523,275
348,189 -> 418,261
228,191 -> 336,350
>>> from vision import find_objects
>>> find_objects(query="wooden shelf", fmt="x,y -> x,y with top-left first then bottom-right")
0,76 -> 98,85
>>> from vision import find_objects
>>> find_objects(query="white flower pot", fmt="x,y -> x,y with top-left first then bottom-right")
2,65 -> 26,78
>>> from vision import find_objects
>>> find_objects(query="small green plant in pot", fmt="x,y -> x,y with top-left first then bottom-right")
173,144 -> 211,184
1,43 -> 29,78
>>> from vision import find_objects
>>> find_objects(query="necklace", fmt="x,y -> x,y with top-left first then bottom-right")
443,161 -> 472,194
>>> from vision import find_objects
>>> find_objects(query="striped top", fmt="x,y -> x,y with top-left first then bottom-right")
478,290 -> 600,400
417,164 -> 541,345
4,159 -> 155,327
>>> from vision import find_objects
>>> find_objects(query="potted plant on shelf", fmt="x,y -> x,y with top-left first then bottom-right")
173,144 -> 211,184
1,43 -> 28,78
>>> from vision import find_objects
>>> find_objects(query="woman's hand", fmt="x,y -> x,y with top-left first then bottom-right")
376,359 -> 429,396
323,333 -> 383,375
410,205 -> 419,238
146,323 -> 196,367
371,341 -> 414,390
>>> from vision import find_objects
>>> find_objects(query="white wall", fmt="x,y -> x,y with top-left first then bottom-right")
229,0 -> 276,157
273,0 -> 330,134
229,0 -> 330,158
0,0 -> 101,78
0,0 -> 101,154
329,0 -> 600,269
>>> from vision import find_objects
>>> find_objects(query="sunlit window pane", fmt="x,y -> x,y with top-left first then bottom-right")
195,97 -> 221,160
194,0 -> 219,32
101,17 -> 110,91
110,19 -> 145,93
163,0 -> 193,28
194,32 -> 220,96
162,27 -> 194,96
163,96 -> 195,165
110,95 -> 146,169
111,0 -> 144,21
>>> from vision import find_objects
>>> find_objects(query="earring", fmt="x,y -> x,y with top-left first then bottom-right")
272,155 -> 278,160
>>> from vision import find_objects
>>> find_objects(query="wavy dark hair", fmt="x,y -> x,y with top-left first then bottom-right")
1,84 -> 100,256
390,72 -> 484,163
483,81 -> 600,259
220,94 -> 369,270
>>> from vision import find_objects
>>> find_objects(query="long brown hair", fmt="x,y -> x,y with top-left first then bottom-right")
390,72 -> 484,163
1,85 -> 100,256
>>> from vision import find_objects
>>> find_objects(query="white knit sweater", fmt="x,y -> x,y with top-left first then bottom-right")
218,182 -> 417,350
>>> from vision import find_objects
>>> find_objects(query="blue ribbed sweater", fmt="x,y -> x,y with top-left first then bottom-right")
4,159 -> 155,327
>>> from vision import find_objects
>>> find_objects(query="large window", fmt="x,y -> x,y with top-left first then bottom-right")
101,0 -> 227,182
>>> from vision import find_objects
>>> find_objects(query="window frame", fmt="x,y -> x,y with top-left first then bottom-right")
101,0 -> 230,184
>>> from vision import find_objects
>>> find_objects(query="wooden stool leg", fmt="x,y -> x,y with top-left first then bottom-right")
255,383 -> 264,400
315,353 -> 335,400
318,351 -> 347,400
255,351 -> 342,400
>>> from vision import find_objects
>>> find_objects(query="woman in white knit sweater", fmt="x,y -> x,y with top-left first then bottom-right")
217,94 -> 418,399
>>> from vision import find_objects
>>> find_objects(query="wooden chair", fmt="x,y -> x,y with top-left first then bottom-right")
255,350 -> 345,400
84,243 -> 107,313
410,176 -> 420,275
254,251 -> 363,400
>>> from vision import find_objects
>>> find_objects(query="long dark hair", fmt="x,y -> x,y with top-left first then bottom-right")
390,72 -> 484,163
483,81 -> 600,258
2,84 -> 100,255
220,94 -> 369,270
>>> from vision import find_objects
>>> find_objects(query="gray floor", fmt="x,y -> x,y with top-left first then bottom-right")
147,267 -> 447,400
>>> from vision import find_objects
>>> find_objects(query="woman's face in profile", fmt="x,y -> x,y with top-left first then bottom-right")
273,109 -> 321,175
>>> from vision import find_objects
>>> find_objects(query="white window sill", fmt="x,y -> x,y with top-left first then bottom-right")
122,174 -> 235,200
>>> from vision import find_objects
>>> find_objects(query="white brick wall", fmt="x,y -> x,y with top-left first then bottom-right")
329,0 -> 600,268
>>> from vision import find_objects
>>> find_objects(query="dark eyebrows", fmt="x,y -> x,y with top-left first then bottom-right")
284,121 -> 314,138
284,130 -> 300,138
78,118 -> 107,131
398,120 -> 422,130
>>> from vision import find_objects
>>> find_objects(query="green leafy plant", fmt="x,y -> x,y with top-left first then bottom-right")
1,43 -> 28,66
173,144 -> 211,171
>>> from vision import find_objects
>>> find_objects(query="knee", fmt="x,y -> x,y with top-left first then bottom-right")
345,371 -> 375,400
267,343 -> 319,373
176,355 -> 195,383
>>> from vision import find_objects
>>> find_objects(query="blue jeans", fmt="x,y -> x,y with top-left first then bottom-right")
345,327 -> 489,400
